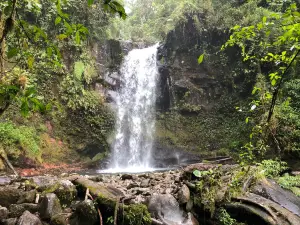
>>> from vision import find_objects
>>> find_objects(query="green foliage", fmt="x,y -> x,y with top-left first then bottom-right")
0,122 -> 40,158
120,204 -> 152,225
216,208 -> 237,225
277,174 -> 300,196
222,0 -> 300,161
60,74 -> 104,112
257,159 -> 289,178
107,0 -> 270,42
194,168 -> 222,216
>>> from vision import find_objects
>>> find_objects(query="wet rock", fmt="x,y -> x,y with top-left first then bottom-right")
252,178 -> 300,217
39,193 -> 62,220
186,199 -> 193,212
178,184 -> 190,204
183,213 -> 199,225
0,186 -> 23,207
1,218 -> 18,225
17,211 -> 42,225
0,206 -> 8,220
0,177 -> 11,186
127,182 -> 139,189
69,200 -> 98,225
226,193 -> 300,225
17,190 -> 37,204
140,179 -> 150,188
121,174 -> 133,180
148,194 -> 185,223
9,203 -> 39,218
50,213 -> 70,225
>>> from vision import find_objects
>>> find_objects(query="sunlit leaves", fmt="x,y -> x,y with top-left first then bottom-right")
55,17 -> 62,25
198,53 -> 204,64
27,56 -> 35,69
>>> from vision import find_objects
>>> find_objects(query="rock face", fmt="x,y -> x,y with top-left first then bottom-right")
157,15 -> 255,112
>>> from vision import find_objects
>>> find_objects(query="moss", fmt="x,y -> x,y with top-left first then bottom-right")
155,111 -> 248,158
118,204 -> 152,225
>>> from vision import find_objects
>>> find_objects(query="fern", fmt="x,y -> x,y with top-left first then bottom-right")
74,61 -> 85,80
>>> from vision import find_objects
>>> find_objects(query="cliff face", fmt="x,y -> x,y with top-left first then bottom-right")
157,16 -> 255,113
155,15 -> 256,155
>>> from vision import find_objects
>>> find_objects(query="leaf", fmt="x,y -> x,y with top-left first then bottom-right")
7,48 -> 19,59
75,31 -> 80,44
57,34 -> 68,40
27,56 -> 35,69
20,100 -> 30,117
271,79 -> 276,86
263,16 -> 267,24
198,53 -> 204,64
246,117 -> 250,124
64,21 -> 73,34
55,17 -> 62,25
193,170 -> 201,178
46,47 -> 53,57
88,0 -> 94,6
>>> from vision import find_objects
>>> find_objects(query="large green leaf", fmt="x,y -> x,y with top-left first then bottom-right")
198,53 -> 204,64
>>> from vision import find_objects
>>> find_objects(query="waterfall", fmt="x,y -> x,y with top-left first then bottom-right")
108,44 -> 158,172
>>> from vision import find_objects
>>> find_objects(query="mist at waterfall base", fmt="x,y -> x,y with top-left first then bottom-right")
100,44 -> 160,173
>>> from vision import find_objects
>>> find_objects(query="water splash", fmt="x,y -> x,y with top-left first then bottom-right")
108,44 -> 158,172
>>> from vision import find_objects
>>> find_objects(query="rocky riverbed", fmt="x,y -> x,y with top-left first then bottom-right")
1,163 -> 300,225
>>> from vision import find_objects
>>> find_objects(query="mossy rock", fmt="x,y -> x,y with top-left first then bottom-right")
25,177 -> 77,205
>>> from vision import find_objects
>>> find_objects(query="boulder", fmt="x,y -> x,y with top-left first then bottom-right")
147,194 -> 187,224
0,186 -> 23,207
121,174 -> 133,180
225,193 -> 300,225
17,211 -> 42,225
50,213 -> 70,225
26,177 -> 77,205
252,178 -> 300,217
140,179 -> 150,188
0,206 -> 8,220
9,203 -> 39,218
69,200 -> 98,225
1,218 -> 18,225
54,180 -> 77,205
178,184 -> 190,204
39,193 -> 62,220
17,190 -> 37,204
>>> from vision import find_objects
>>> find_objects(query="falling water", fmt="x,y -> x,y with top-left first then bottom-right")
108,44 -> 158,173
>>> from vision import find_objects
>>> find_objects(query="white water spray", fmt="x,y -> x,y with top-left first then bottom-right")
107,44 -> 158,173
